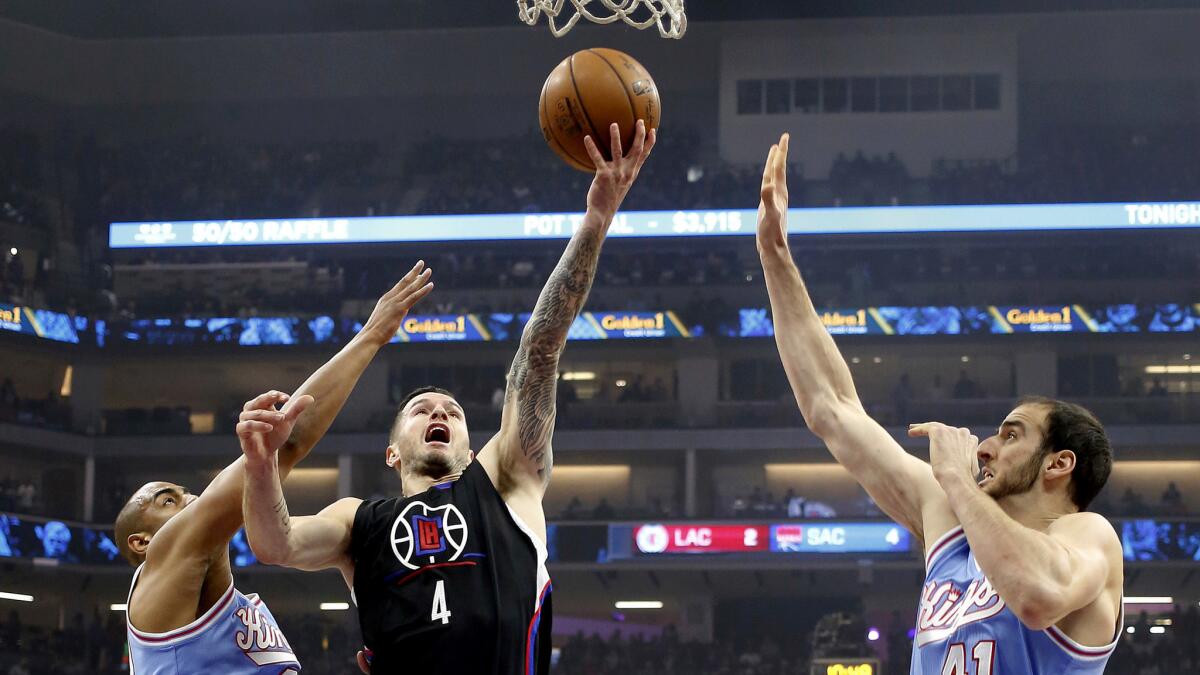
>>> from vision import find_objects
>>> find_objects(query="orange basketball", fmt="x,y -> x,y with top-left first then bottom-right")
539,48 -> 661,172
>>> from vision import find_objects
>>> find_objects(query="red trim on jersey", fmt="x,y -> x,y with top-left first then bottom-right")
524,581 -> 553,675
391,560 -> 478,587
1044,625 -> 1117,658
924,527 -> 966,569
129,583 -> 236,644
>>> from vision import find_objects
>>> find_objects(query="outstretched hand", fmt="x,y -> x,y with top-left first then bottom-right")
584,119 -> 657,220
237,390 -> 314,467
360,260 -> 435,346
756,132 -> 791,255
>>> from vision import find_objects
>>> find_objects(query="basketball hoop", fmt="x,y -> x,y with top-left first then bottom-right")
517,0 -> 687,39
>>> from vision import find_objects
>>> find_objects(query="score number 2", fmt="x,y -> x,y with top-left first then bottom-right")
941,640 -> 994,675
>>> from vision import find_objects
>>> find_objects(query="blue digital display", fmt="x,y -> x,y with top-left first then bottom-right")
0,514 -> 119,564
109,201 -> 1200,249
770,522 -> 911,554
1121,520 -> 1200,562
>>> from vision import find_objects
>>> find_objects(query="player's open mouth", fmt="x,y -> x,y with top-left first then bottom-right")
424,423 -> 451,445
979,467 -> 995,486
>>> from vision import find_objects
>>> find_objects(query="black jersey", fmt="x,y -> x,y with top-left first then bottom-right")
350,460 -> 552,675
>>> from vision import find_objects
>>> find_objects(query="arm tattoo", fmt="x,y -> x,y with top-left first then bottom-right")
507,230 -> 603,480
272,496 -> 292,536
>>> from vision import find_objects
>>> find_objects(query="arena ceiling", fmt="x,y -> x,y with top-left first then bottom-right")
0,0 -> 1192,39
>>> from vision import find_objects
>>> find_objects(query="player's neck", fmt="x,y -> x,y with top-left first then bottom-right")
997,489 -> 1075,530
401,469 -> 464,497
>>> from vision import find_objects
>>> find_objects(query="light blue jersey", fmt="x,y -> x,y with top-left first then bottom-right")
913,527 -> 1120,675
126,565 -> 300,675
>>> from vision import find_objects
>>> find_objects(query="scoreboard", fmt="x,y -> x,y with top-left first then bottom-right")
109,201 -> 1200,249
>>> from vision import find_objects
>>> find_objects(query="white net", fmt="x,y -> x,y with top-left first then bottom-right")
517,0 -> 687,39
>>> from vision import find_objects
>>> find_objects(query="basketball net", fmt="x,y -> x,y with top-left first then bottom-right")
517,0 -> 687,39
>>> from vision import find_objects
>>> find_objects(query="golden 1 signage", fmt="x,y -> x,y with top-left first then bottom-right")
811,659 -> 879,675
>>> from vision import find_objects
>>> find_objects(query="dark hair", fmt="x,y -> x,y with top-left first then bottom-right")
398,386 -> 457,411
1018,396 -> 1112,510
114,496 -> 148,566
391,386 -> 458,442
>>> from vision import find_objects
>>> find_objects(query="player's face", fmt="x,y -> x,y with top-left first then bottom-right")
396,393 -> 472,476
976,404 -> 1050,500
135,482 -> 197,534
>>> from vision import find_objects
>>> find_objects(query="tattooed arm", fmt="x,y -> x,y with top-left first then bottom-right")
240,391 -> 361,571
479,120 -> 656,495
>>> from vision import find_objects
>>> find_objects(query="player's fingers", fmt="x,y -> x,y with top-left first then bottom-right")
382,261 -> 425,300
629,119 -> 647,162
969,435 -> 979,447
240,409 -> 285,423
403,281 -> 435,309
762,144 -> 777,187
583,134 -> 606,170
283,394 -> 314,422
395,268 -> 431,300
609,122 -> 622,162
237,420 -> 274,435
907,422 -> 933,437
641,126 -> 657,162
397,271 -> 433,307
775,133 -> 790,184
244,390 -> 288,412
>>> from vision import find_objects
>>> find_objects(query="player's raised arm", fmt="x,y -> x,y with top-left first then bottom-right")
128,262 -> 433,564
480,120 -> 656,494
279,260 -> 434,467
755,133 -> 945,540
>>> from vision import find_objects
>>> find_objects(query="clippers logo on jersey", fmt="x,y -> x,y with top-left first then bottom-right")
235,605 -> 298,667
916,575 -> 1007,647
390,501 -> 468,570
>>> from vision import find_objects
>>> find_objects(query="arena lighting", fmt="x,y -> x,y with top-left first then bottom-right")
561,371 -> 596,381
110,604 -> 127,611
1150,627 -> 1166,635
320,602 -> 350,611
0,592 -> 33,602
1123,597 -> 1173,604
867,628 -> 880,642
614,601 -> 663,610
1126,627 -> 1136,634
8,247 -> 16,256
1144,365 -> 1200,374
615,379 -> 628,388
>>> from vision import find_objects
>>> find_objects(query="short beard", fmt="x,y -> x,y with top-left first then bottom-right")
985,449 -> 1045,501
404,445 -> 468,480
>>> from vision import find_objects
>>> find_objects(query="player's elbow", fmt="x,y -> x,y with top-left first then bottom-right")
1008,584 -> 1067,631
247,536 -> 292,567
803,396 -> 855,439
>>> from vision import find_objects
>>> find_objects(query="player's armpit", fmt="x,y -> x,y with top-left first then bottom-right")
264,497 -> 360,572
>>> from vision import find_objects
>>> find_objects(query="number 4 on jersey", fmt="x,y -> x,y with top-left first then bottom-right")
431,579 -> 451,625
941,640 -> 994,675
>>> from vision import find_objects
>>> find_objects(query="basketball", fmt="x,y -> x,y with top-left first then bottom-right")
539,48 -> 661,172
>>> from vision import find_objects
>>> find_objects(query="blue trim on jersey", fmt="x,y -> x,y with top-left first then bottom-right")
463,552 -> 487,559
